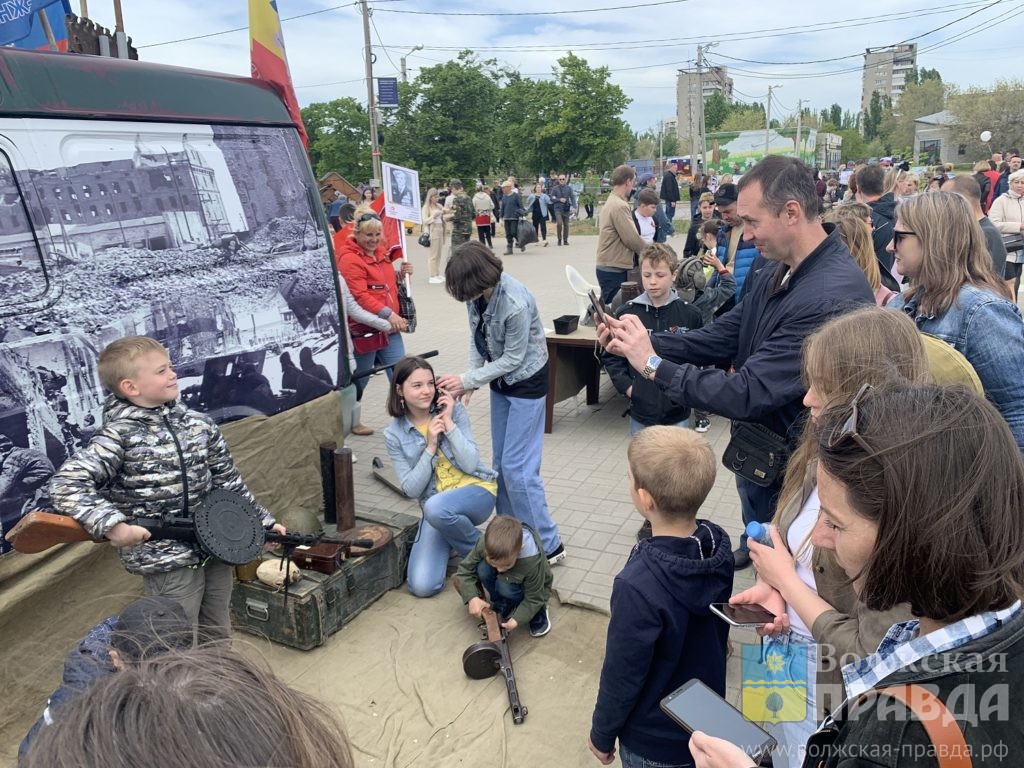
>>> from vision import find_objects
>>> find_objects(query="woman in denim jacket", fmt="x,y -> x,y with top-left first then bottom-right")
384,356 -> 498,597
885,192 -> 1024,453
437,243 -> 565,564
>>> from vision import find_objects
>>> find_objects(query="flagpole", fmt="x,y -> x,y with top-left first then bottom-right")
38,10 -> 58,51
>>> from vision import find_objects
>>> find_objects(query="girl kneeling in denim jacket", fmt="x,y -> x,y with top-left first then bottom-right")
384,356 -> 497,597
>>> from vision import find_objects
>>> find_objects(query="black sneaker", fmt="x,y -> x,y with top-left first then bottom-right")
733,547 -> 752,570
637,519 -> 653,541
529,608 -> 551,637
695,417 -> 711,433
546,543 -> 567,566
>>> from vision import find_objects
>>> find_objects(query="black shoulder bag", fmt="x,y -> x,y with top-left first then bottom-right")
722,421 -> 789,487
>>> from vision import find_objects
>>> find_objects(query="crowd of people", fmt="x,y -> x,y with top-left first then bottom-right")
21,148 -> 1024,767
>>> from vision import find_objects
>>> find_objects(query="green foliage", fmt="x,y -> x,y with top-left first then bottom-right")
300,98 -> 371,181
863,90 -> 888,141
720,102 -> 767,132
383,51 -> 503,186
838,128 -> 869,162
546,53 -> 632,173
877,77 -> 946,156
948,79 -> 1024,160
829,103 -> 843,128
704,91 -> 730,132
306,51 -> 633,185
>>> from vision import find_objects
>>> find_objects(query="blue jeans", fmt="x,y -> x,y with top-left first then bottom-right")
765,633 -> 817,768
407,485 -> 495,598
619,742 -> 692,768
490,390 -> 561,554
353,332 -> 406,399
476,560 -> 525,619
664,200 -> 677,223
596,267 -> 629,305
736,476 -> 780,550
629,417 -> 688,436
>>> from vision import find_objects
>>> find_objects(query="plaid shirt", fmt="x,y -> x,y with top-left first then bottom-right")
842,600 -> 1022,700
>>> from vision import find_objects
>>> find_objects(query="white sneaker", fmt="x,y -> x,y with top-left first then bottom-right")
428,276 -> 445,284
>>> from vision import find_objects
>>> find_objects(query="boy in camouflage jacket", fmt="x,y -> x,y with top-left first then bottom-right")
50,336 -> 284,640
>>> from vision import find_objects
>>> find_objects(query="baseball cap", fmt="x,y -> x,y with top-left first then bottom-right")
110,596 -> 192,663
713,183 -> 738,206
638,172 -> 655,186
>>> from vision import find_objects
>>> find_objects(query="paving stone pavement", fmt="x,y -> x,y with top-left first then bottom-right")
348,230 -> 757,637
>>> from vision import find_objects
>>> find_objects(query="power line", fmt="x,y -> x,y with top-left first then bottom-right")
139,2 -> 359,49
705,2 -> 1022,82
381,1 -> 989,53
374,0 -> 692,16
706,0 -> 1004,66
369,13 -> 400,74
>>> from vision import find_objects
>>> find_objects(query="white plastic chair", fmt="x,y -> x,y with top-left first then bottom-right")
566,265 -> 599,325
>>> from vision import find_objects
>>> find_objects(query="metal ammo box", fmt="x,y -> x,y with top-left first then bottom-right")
230,508 -> 418,650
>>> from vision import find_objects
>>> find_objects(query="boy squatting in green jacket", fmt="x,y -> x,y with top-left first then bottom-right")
455,516 -> 554,637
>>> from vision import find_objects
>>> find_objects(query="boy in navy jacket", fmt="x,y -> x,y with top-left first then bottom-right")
588,427 -> 733,766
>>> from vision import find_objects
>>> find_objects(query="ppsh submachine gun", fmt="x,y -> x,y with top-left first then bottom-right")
462,606 -> 528,724
6,489 -> 390,602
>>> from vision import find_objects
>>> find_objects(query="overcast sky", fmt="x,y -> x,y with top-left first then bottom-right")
101,0 -> 1020,135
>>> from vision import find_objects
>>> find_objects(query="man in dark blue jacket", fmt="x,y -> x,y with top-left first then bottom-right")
599,156 -> 873,569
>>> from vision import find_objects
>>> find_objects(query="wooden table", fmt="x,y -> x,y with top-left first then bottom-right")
545,325 -> 603,433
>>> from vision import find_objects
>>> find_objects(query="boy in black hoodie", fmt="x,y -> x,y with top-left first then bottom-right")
588,427 -> 733,767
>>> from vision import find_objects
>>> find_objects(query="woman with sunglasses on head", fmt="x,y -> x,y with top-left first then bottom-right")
691,382 -> 1024,768
337,206 -> 414,435
886,191 -> 1024,453
727,307 -> 929,768
384,356 -> 497,597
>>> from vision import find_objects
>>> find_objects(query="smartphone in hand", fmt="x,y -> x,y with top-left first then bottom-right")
588,289 -> 609,325
660,679 -> 777,760
709,603 -> 777,627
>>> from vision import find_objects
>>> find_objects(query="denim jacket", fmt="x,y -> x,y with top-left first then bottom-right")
890,284 -> 1024,453
383,401 -> 497,502
461,273 -> 548,392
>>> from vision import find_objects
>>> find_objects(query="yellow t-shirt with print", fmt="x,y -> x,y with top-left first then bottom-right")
416,424 -> 498,495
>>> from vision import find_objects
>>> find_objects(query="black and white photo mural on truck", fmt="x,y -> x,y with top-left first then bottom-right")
0,123 -> 341,553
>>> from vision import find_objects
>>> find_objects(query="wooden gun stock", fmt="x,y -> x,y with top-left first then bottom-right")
5,511 -> 100,554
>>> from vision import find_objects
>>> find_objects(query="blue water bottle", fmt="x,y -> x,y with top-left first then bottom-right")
745,521 -> 775,548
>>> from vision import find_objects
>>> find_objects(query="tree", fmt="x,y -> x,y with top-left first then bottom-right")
300,99 -> 371,181
949,79 -> 1024,161
383,51 -> 504,185
877,76 -> 946,157
543,53 -> 632,174
863,90 -> 887,141
838,128 -> 869,162
704,92 -> 730,132
495,74 -> 561,175
718,102 -> 767,132
829,103 -> 843,128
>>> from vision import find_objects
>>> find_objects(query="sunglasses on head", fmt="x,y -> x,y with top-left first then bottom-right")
357,213 -> 381,227
826,383 -> 874,452
892,229 -> 916,248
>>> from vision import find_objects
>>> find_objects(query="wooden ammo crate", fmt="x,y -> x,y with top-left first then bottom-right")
230,510 -> 418,650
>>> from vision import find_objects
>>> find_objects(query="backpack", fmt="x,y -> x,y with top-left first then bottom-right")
673,255 -> 708,303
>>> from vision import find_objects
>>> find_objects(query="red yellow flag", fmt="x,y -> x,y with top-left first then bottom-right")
249,0 -> 308,148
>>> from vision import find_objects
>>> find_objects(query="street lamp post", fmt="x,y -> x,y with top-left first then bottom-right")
401,44 -> 423,84
360,0 -> 382,183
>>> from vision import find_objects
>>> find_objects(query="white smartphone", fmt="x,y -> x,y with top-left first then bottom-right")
709,602 -> 777,627
660,679 -> 777,761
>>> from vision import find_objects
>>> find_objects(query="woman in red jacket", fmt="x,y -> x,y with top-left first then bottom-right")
337,209 -> 413,435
